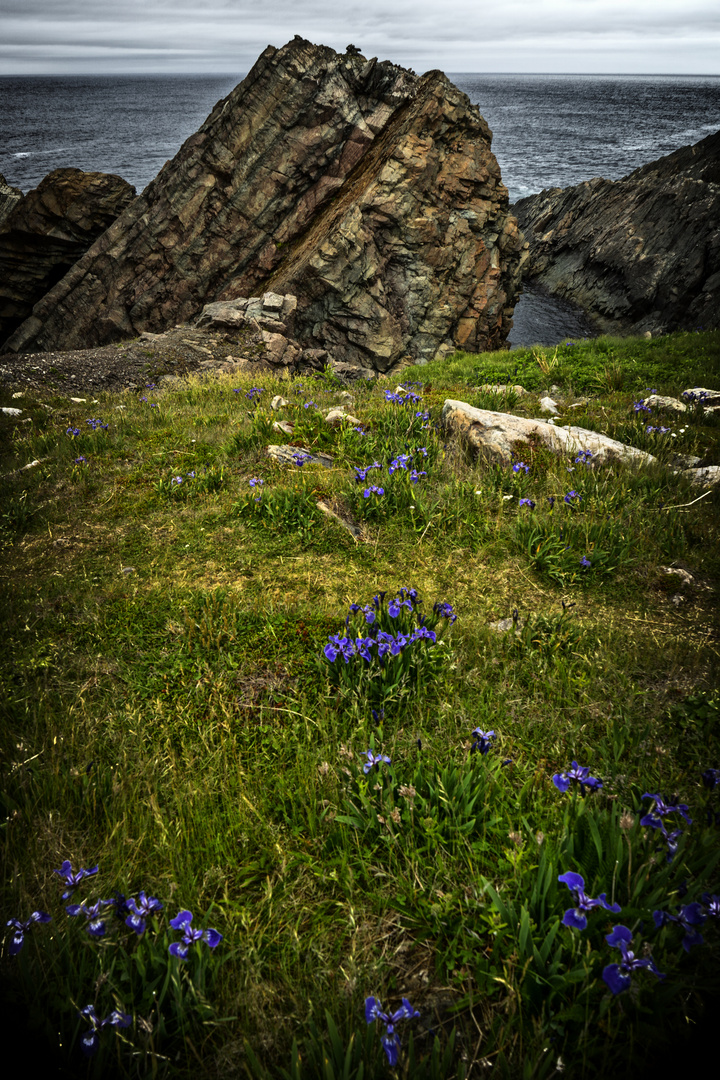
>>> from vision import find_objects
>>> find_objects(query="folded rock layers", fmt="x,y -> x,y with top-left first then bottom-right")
5,37 -> 524,370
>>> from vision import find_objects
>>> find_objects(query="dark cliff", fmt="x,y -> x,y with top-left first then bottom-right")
514,129 -> 720,336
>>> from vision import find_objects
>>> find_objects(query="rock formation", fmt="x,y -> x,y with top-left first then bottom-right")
4,37 -> 525,370
0,168 -> 136,344
0,174 -> 22,229
514,130 -> 720,336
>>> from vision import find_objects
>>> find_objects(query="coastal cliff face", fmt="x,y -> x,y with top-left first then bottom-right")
0,168 -> 136,344
5,37 -> 525,370
514,130 -> 720,336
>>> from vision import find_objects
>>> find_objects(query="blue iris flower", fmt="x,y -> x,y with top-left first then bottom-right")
125,892 -> 163,935
53,859 -> 99,900
79,1005 -> 132,1057
6,910 -> 51,955
362,750 -> 391,774
365,996 -> 420,1066
558,871 -> 621,930
552,761 -> 602,795
602,925 -> 664,995
168,910 -> 223,959
470,728 -> 495,755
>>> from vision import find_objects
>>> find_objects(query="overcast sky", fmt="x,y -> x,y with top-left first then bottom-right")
1,0 -> 719,76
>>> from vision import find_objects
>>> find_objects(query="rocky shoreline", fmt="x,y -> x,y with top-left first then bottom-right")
514,130 -> 720,337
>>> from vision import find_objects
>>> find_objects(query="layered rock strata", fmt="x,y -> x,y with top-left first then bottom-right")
5,37 -> 525,370
0,168 -> 136,344
514,130 -> 720,336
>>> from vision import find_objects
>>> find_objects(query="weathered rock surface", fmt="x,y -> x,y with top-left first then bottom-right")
0,174 -> 22,229
514,130 -> 720,336
441,399 -> 656,467
0,168 -> 136,344
5,37 -> 525,370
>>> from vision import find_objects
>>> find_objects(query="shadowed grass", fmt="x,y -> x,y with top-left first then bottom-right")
1,330 -> 719,1078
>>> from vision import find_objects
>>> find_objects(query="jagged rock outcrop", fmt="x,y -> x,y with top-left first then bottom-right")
514,130 -> 720,336
0,168 -> 136,343
4,37 -> 525,370
0,174 -> 22,229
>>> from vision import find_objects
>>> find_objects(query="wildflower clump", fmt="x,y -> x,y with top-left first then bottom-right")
323,587 -> 456,709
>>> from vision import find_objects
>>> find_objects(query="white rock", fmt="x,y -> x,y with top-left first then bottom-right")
1,407 -> 22,416
266,444 -> 334,468
325,407 -> 362,425
540,396 -> 559,414
272,420 -> 294,435
683,465 -> 720,487
441,400 -> 656,467
644,394 -> 686,414
69,397 -> 87,403
271,395 -> 290,410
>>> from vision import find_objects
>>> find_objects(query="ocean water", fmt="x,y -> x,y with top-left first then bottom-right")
1,72 -> 718,346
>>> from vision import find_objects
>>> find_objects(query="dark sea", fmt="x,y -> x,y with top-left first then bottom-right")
1,72 -> 719,346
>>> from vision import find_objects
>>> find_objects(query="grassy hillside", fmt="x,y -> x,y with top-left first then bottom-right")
1,330 -> 719,1079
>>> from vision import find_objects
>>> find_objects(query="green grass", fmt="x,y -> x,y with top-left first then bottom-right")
1,330 -> 719,1079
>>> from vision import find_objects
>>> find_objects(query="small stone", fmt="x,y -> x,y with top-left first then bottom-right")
644,394 -> 687,414
540,396 -> 559,414
271,395 -> 290,410
1,407 -> 22,416
325,407 -> 363,425
272,420 -> 294,435
69,397 -> 87,403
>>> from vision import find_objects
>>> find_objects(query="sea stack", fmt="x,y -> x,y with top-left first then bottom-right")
4,37 -> 525,370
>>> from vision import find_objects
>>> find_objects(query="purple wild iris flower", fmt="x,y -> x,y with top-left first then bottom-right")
433,601 -> 456,623
558,871 -> 620,930
125,892 -> 163,935
640,793 -> 692,835
363,485 -> 384,497
362,750 -> 391,774
580,555 -> 592,568
292,453 -> 312,466
6,910 -> 51,956
512,461 -> 530,474
518,498 -> 535,508
602,925 -> 664,995
552,761 -> 602,795
365,996 -> 420,1067
79,1005 -> 132,1057
168,910 -> 223,959
564,490 -> 581,503
53,859 -> 99,900
702,893 -> 720,918
470,729 -> 495,755
66,899 -> 113,937
653,902 -> 706,951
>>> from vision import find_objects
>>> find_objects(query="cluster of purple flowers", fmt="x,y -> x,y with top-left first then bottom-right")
633,400 -> 652,413
646,425 -> 671,435
564,490 -> 581,504
512,461 -> 530,474
86,418 -> 109,431
519,498 -> 535,509
363,485 -> 385,498
324,625 -> 438,664
682,389 -> 710,403
245,387 -> 265,400
365,996 -> 420,1066
552,761 -> 602,795
354,461 -> 381,483
574,450 -> 593,464
384,390 -> 421,406
66,426 -> 80,436
292,452 -> 313,466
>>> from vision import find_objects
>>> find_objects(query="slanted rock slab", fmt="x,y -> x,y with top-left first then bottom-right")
441,399 -> 656,467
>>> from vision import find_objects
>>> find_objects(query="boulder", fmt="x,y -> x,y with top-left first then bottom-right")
5,37 -> 525,370
441,399 -> 656,467
0,168 -> 136,345
514,130 -> 720,335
